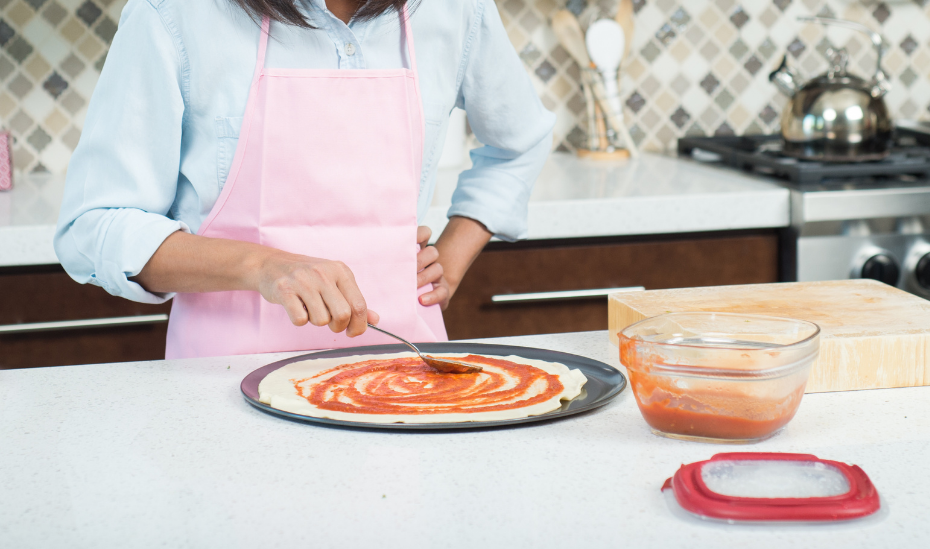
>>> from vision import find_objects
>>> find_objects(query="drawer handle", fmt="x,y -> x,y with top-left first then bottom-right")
0,314 -> 169,335
490,287 -> 645,304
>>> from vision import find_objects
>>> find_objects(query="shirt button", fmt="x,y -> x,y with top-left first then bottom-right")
345,42 -> 356,56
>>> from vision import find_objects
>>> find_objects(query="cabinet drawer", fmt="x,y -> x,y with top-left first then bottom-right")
0,266 -> 170,325
443,232 -> 779,340
0,266 -> 171,368
0,324 -> 169,369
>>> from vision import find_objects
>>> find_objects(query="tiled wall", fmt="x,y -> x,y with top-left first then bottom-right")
0,0 -> 125,175
3,0 -> 930,175
504,0 -> 930,153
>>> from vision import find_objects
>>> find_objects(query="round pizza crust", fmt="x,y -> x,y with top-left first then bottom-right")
258,352 -> 588,424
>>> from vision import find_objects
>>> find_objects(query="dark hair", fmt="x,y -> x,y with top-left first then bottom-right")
229,0 -> 408,28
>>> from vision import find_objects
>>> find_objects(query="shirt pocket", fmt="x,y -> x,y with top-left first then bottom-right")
421,102 -> 447,177
215,116 -> 244,190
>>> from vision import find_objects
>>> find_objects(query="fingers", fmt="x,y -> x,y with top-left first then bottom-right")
417,225 -> 431,248
420,282 -> 451,309
332,263 -> 369,337
367,309 -> 380,325
416,244 -> 439,272
259,253 -> 371,335
301,290 -> 332,328
417,261 -> 444,289
281,294 -> 310,326
318,285 -> 352,334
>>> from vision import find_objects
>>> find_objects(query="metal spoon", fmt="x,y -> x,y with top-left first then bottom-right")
366,323 -> 482,374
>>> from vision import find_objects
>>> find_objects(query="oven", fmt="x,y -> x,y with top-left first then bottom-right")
679,129 -> 930,299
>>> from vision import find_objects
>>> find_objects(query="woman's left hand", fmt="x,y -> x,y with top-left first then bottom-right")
416,226 -> 452,309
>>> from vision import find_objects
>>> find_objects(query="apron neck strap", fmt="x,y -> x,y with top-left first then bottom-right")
400,5 -> 418,73
255,6 -> 417,73
256,16 -> 272,76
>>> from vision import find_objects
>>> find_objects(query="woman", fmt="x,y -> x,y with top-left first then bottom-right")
55,0 -> 554,358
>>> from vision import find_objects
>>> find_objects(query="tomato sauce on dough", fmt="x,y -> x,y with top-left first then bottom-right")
293,354 -> 564,415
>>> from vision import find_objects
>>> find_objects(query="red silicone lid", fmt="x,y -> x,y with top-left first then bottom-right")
661,452 -> 880,522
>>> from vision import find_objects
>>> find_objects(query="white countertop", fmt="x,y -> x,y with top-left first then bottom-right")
426,153 -> 789,240
1,330 -> 926,548
0,153 -> 789,268
0,173 -> 62,267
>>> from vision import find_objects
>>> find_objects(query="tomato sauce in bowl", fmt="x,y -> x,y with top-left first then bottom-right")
619,313 -> 820,443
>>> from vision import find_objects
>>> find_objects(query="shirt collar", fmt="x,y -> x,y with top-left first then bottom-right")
301,0 -> 378,32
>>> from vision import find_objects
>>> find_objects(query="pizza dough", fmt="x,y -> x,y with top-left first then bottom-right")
257,352 -> 588,424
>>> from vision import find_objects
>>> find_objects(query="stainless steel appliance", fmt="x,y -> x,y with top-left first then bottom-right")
678,130 -> 930,299
768,17 -> 893,161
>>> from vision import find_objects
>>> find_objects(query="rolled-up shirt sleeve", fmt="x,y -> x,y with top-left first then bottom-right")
450,0 -> 556,241
54,0 -> 188,304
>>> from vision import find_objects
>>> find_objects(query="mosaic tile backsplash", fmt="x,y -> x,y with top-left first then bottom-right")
3,0 -> 930,175
0,0 -> 124,175
510,0 -> 930,153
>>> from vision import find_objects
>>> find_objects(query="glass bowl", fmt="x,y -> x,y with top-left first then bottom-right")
618,312 -> 821,444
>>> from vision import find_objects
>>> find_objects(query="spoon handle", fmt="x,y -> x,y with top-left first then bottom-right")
366,323 -> 421,355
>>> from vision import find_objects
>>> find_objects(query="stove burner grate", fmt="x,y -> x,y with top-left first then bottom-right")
678,131 -> 930,187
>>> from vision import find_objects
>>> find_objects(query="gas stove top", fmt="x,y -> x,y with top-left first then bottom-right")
678,129 -> 930,188
677,129 -> 930,299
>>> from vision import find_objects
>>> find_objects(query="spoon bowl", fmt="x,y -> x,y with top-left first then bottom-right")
366,323 -> 483,374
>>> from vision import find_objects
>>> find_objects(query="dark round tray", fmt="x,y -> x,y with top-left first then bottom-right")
241,342 -> 626,430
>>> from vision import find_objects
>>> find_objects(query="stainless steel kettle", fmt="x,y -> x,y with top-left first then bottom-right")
769,16 -> 892,162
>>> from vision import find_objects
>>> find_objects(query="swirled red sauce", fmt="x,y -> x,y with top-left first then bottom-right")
292,354 -> 564,415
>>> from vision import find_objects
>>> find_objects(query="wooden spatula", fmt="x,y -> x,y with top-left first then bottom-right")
615,0 -> 635,65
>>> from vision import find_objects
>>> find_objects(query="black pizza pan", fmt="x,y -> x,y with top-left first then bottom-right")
240,342 -> 626,431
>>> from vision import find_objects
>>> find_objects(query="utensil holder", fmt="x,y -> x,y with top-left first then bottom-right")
576,68 -> 630,161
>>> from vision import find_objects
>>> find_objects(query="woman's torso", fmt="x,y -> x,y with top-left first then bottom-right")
148,0 -> 479,234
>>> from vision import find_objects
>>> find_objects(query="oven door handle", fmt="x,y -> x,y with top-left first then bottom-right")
490,287 -> 645,304
0,314 -> 169,335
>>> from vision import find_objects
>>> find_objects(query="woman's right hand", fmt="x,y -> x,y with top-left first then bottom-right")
133,232 -> 376,336
256,251 -> 378,336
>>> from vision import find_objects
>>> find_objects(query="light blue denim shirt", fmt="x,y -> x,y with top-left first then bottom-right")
55,0 -> 556,304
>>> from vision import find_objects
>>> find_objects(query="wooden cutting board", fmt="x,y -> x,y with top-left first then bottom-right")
608,280 -> 930,393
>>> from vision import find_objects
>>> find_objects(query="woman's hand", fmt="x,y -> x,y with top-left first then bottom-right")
256,251 -> 378,336
134,232 -> 379,335
416,226 -> 452,309
417,218 -> 493,310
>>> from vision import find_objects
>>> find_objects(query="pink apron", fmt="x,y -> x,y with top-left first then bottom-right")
165,11 -> 447,359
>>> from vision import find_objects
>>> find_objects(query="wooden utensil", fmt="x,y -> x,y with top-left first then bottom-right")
552,10 -> 637,157
366,323 -> 482,374
551,9 -> 592,71
615,0 -> 635,65
608,280 -> 930,393
595,102 -> 609,151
